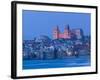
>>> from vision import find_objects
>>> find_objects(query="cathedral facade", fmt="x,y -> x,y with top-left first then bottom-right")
53,25 -> 83,39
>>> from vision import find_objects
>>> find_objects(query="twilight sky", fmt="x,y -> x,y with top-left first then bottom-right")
22,10 -> 91,40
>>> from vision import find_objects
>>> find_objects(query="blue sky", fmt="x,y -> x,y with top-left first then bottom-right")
22,10 -> 91,40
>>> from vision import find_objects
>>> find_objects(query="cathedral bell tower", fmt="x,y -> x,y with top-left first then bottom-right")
53,26 -> 60,39
64,25 -> 71,39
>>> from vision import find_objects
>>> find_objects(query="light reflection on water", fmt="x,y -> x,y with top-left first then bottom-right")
23,55 -> 90,69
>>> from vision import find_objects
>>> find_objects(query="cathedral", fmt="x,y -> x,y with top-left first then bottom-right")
53,25 -> 83,39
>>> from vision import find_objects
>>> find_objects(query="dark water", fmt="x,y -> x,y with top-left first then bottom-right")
23,55 -> 90,69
